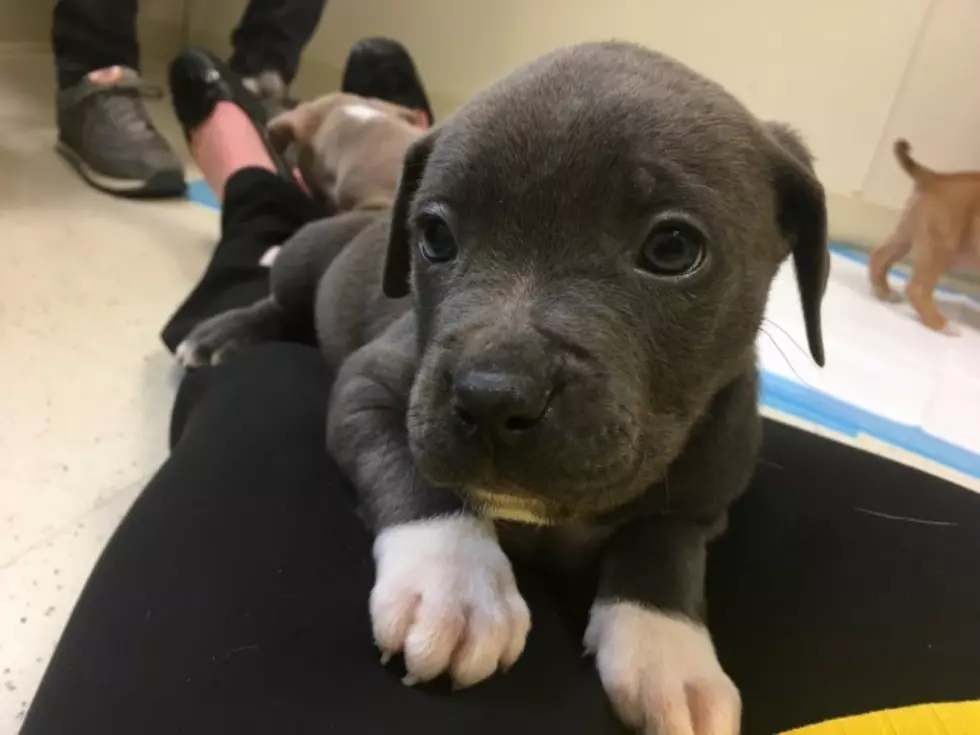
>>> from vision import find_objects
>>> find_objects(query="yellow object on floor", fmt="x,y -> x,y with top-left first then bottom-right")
783,701 -> 980,735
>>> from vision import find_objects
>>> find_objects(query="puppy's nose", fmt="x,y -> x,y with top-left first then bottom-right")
452,369 -> 552,444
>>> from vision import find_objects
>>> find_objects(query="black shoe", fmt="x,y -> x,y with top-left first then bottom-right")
167,46 -> 292,179
341,37 -> 434,125
56,66 -> 186,198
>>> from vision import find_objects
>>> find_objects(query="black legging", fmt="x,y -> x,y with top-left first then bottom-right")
52,0 -> 327,89
21,169 -> 980,735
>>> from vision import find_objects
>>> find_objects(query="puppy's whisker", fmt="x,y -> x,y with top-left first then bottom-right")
762,318 -> 817,364
757,457 -> 784,471
759,326 -> 819,391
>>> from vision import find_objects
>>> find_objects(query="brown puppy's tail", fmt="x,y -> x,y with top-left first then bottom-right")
893,139 -> 936,184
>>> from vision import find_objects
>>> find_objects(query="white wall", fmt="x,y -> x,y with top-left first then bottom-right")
0,0 -> 187,71
0,0 -> 56,45
863,0 -> 980,208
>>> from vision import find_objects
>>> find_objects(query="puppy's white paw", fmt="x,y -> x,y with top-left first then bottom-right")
259,245 -> 281,267
175,339 -> 205,368
175,337 -> 236,368
584,602 -> 740,735
370,515 -> 530,688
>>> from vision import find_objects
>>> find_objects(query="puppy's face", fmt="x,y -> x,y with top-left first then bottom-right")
384,43 -> 827,523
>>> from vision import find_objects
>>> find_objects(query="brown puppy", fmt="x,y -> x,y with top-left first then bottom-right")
267,92 -> 426,212
869,139 -> 980,334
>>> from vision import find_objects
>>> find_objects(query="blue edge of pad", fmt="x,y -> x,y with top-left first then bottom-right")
184,180 -> 980,479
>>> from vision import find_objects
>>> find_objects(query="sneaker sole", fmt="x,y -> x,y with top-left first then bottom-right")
57,142 -> 187,199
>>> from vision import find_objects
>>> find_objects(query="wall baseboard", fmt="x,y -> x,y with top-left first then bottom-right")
827,192 -> 898,250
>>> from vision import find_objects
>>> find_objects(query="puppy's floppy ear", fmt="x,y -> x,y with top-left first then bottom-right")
765,122 -> 830,367
383,130 -> 439,298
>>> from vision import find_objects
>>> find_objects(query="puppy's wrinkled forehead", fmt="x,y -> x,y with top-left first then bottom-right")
416,43 -> 769,230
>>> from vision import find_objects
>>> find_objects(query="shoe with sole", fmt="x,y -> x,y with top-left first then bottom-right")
168,46 -> 292,180
341,37 -> 434,125
56,66 -> 186,198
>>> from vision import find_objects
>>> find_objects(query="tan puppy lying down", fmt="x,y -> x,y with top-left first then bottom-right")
869,139 -> 980,334
268,92 -> 425,212
256,93 -> 425,268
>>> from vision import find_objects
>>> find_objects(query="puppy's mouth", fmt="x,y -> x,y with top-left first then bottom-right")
455,456 -> 649,526
409,340 -> 654,520
461,489 -> 556,526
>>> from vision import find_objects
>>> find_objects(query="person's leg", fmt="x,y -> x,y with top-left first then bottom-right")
52,0 -> 185,197
188,100 -> 281,200
161,167 -> 321,352
229,0 -> 328,86
52,0 -> 139,90
708,420 -> 980,734
21,344 -> 622,735
170,47 -> 296,201
223,0 -> 325,122
226,0 -> 328,121
22,371 -> 980,735
162,44 -> 332,351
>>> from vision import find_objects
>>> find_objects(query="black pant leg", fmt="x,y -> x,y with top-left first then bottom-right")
228,0 -> 328,83
160,168 -> 323,352
52,0 -> 139,89
21,344 -> 623,735
22,354 -> 980,735
708,420 -> 980,734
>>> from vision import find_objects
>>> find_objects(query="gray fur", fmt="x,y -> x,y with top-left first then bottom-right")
180,40 -> 827,630
175,297 -> 284,367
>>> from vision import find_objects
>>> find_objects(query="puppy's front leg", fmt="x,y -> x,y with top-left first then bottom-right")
371,515 -> 530,687
327,321 -> 530,688
586,518 -> 739,735
586,374 -> 759,735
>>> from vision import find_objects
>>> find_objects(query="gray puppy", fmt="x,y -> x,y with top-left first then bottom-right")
178,41 -> 828,735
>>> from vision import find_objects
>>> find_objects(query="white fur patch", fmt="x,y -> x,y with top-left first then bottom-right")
259,245 -> 280,267
584,601 -> 741,735
467,489 -> 554,526
343,103 -> 384,122
370,515 -> 531,688
174,340 -> 202,368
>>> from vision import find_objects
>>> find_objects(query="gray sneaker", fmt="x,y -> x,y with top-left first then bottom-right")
56,66 -> 186,198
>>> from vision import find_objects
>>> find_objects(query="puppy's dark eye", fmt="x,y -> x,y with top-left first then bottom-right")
639,223 -> 705,277
418,218 -> 458,264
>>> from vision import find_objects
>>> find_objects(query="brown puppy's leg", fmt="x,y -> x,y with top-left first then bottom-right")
869,195 -> 916,302
906,234 -> 959,335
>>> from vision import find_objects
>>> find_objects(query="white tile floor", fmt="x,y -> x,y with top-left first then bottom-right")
0,48 -> 214,731
0,45 -> 978,735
